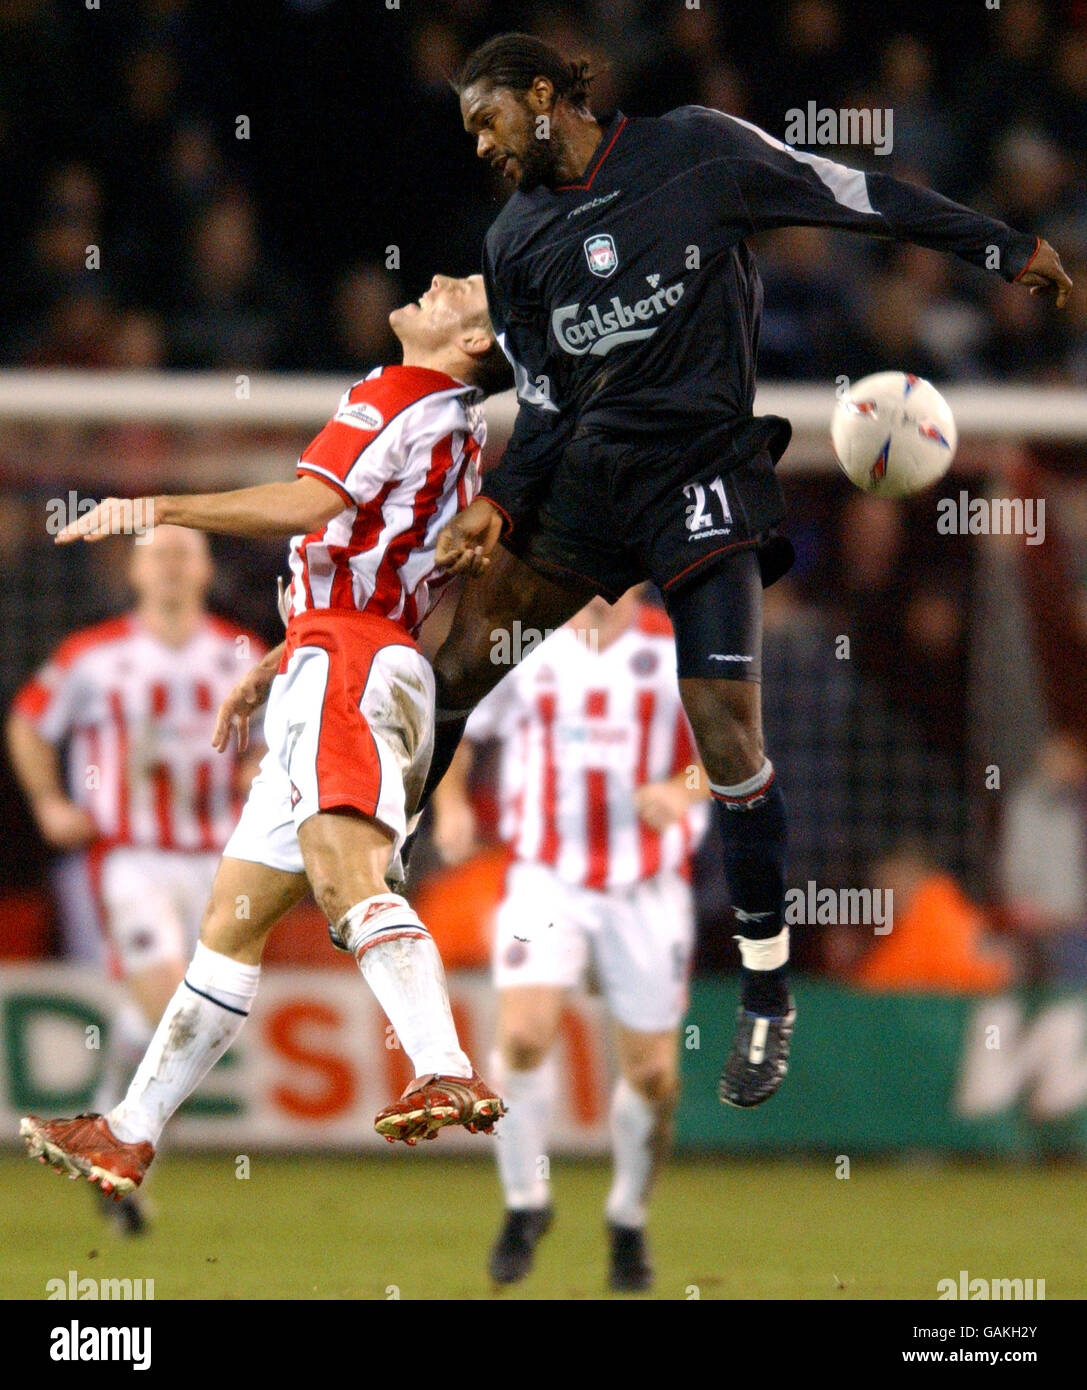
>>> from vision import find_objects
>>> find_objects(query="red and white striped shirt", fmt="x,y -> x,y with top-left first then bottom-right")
12,615 -> 266,852
465,606 -> 709,891
288,365 -> 484,636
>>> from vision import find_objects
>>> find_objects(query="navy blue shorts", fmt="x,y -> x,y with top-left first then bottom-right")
502,426 -> 794,604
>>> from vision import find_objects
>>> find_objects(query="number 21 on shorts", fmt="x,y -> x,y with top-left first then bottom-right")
683,476 -> 732,534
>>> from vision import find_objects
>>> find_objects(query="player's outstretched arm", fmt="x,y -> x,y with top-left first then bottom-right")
212,642 -> 285,753
54,478 -> 343,544
689,109 -> 1073,306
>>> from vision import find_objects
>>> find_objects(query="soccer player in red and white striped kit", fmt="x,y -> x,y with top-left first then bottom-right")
8,527 -> 265,1228
432,587 -> 709,1291
21,274 -> 513,1196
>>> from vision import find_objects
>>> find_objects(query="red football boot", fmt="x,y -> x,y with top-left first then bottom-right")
374,1071 -> 506,1146
20,1114 -> 155,1197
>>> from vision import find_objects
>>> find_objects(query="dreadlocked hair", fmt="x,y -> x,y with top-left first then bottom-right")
457,32 -> 597,110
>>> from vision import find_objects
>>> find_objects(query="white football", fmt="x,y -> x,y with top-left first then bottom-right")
831,371 -> 957,498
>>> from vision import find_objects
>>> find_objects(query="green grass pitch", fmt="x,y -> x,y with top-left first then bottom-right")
2,1151 -> 1084,1300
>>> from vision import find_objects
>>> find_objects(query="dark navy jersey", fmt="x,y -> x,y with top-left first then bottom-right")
480,105 -> 1040,530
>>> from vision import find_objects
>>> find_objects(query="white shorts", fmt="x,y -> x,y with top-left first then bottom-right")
492,861 -> 695,1032
224,610 -> 434,875
96,846 -> 219,975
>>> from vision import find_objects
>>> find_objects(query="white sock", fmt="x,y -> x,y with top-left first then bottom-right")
492,1050 -> 554,1211
92,1000 -> 152,1116
341,897 -> 470,1078
108,942 -> 260,1146
605,1079 -> 656,1228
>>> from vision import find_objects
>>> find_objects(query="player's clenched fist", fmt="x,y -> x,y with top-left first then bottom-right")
635,779 -> 697,831
1017,239 -> 1073,307
435,497 -> 505,576
212,643 -> 283,752
31,790 -> 98,849
54,497 -> 157,544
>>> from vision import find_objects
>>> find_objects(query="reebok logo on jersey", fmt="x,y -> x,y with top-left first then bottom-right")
566,190 -> 621,219
552,281 -> 685,357
335,402 -> 385,431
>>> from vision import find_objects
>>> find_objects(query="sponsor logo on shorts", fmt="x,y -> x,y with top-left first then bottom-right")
551,281 -> 685,357
584,232 -> 618,277
709,653 -> 754,663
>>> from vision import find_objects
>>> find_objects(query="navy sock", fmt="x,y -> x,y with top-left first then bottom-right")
712,769 -> 790,1015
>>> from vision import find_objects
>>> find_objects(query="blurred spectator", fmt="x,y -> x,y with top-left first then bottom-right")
757,227 -> 858,380
1001,731 -> 1087,983
0,0 -> 1081,383
1050,29 -> 1087,153
166,189 -> 318,367
2,163 -> 109,358
327,263 -> 404,374
758,0 -> 849,132
844,847 -> 1018,992
816,489 -> 969,756
988,126 -> 1078,231
958,0 -> 1056,185
844,271 -> 946,382
878,34 -> 956,187
626,3 -> 727,115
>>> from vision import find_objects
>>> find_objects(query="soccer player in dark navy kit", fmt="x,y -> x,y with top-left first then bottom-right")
427,35 -> 1071,1132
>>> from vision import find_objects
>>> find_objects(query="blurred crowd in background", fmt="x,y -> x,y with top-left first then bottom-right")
2,0 -> 1087,379
0,0 -> 1085,989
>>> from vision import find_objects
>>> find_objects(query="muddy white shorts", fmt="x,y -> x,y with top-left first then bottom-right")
224,610 -> 434,874
492,860 -> 695,1032
93,846 -> 220,975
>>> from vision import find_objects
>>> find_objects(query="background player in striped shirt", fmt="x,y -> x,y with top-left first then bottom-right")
7,526 -> 265,1231
432,587 -> 708,1291
21,274 -> 514,1196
